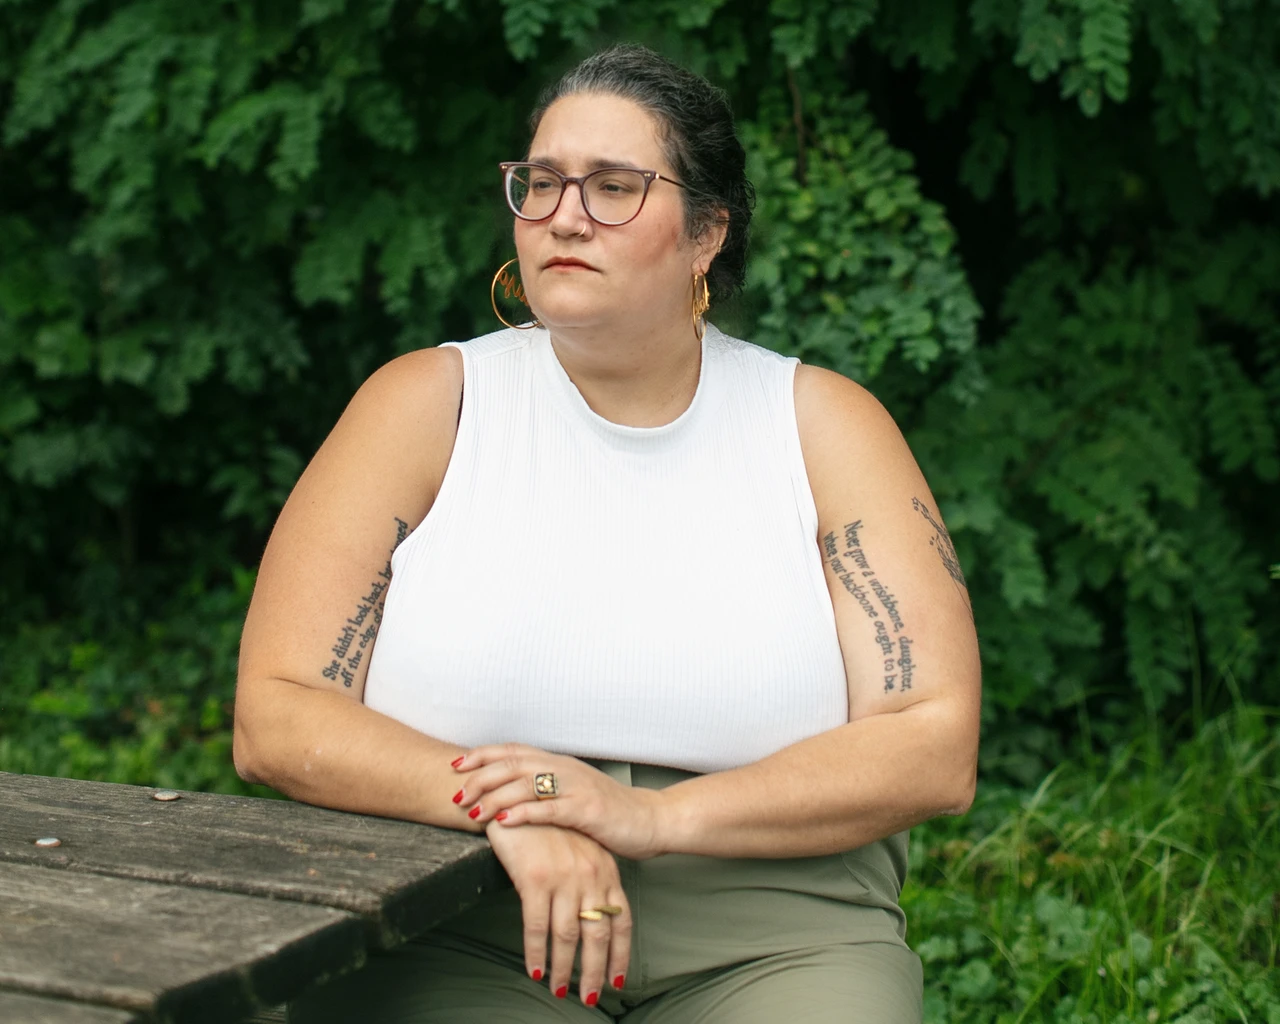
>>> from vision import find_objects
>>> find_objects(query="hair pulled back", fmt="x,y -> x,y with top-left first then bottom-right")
529,44 -> 755,302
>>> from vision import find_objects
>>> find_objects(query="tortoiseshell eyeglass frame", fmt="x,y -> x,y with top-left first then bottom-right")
500,162 -> 688,226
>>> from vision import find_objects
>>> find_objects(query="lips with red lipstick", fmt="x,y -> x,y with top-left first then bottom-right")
543,256 -> 598,271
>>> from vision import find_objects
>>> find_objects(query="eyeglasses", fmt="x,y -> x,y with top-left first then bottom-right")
500,162 -> 686,227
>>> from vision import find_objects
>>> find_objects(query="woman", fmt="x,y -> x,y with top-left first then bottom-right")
234,44 -> 980,1023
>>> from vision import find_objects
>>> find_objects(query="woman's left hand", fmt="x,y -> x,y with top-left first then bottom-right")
451,744 -> 670,860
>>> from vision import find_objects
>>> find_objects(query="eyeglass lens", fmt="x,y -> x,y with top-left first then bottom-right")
506,166 -> 649,225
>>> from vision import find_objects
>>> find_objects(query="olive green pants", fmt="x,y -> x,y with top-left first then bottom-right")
288,761 -> 923,1023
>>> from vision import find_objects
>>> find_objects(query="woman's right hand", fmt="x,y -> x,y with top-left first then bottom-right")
485,820 -> 632,1007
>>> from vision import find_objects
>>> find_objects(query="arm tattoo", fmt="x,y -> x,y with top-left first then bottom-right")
321,516 -> 410,688
823,522 -> 917,693
911,497 -> 970,595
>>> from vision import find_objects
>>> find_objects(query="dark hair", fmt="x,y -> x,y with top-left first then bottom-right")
529,44 -> 755,301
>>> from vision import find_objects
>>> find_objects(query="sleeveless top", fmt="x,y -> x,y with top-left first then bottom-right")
363,324 -> 851,775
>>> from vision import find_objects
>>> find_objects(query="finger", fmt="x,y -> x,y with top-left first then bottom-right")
453,762 -> 529,815
519,886 -> 551,986
576,902 -> 613,1007
452,744 -> 506,771
548,888 -> 582,1001
456,750 -> 566,812
604,891 -> 633,992
488,795 -> 571,830
460,777 -> 549,825
453,741 -> 537,772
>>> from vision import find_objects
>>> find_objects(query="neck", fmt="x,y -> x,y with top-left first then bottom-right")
546,313 -> 703,428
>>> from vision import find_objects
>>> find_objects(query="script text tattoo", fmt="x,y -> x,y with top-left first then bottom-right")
321,517 -> 410,687
822,521 -> 917,694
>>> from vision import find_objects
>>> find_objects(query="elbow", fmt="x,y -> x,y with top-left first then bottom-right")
941,759 -> 977,817
231,673 -> 297,787
232,724 -> 262,785
944,780 -> 976,817
231,691 -> 268,786
900,698 -> 979,818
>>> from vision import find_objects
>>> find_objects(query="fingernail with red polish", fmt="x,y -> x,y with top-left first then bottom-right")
451,756 -> 465,768
451,789 -> 464,804
555,985 -> 568,999
613,974 -> 625,989
468,806 -> 481,820
495,811 -> 508,821
531,968 -> 543,981
586,991 -> 599,1007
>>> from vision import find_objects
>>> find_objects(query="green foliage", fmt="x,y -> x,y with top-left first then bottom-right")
909,236 -> 1278,774
0,566 -> 274,796
1,0 -> 1277,794
904,706 -> 1280,1021
743,87 -> 980,388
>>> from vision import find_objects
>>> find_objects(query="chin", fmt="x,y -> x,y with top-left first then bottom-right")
527,296 -> 607,329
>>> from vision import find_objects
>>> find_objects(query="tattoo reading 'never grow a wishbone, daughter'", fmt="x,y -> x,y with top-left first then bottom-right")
823,519 -> 916,694
822,499 -> 971,693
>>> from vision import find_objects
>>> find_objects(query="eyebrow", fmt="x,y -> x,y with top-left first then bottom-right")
525,156 -> 647,173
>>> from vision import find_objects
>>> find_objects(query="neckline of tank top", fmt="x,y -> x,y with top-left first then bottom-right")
530,323 -> 726,451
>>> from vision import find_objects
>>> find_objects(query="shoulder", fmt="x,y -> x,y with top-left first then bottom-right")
706,333 -> 906,462
706,326 -> 795,373
792,363 -> 910,468
347,324 -> 531,425
311,344 -> 466,511
350,326 -> 527,416
791,363 -> 927,534
358,344 -> 462,407
341,346 -> 462,449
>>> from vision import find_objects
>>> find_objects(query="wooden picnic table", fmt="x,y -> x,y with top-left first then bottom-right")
0,772 -> 508,1023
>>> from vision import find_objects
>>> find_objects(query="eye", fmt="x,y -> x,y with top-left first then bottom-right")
592,176 -> 638,196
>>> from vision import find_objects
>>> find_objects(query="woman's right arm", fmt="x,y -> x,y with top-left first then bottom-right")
232,345 -> 484,830
232,347 -> 632,1004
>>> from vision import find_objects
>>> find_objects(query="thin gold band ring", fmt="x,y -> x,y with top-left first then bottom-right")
578,905 -> 624,921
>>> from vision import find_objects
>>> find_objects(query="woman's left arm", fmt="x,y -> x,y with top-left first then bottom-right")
453,365 -> 980,859
649,363 -> 981,857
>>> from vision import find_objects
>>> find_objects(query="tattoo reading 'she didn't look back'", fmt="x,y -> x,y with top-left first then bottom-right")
321,516 -> 409,688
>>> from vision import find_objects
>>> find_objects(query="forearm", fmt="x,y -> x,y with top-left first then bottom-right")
233,677 -> 484,833
656,700 -> 976,859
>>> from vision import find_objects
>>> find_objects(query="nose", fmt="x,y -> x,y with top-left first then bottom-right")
548,179 -> 592,238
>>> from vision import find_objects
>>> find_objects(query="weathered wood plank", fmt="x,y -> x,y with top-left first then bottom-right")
0,990 -> 140,1024
0,772 -> 507,947
0,863 -> 361,1024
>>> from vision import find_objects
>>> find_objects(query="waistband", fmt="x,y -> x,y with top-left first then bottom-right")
581,758 -> 698,790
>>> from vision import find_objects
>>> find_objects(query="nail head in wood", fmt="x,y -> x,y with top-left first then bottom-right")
151,790 -> 182,801
34,837 -> 62,847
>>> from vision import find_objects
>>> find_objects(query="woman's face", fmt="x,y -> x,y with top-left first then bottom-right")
514,93 -> 715,337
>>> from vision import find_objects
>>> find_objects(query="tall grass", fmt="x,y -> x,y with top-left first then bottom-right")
905,705 -> 1280,1022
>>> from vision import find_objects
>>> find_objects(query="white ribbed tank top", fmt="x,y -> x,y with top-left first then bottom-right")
363,324 -> 849,774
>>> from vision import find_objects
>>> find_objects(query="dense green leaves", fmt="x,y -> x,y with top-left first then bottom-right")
743,89 -> 981,385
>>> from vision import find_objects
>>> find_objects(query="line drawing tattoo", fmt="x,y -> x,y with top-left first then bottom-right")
321,516 -> 409,688
822,521 -> 919,693
911,498 -> 971,608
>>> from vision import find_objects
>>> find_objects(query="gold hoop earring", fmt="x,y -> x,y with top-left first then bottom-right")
491,258 -> 542,330
692,271 -> 711,342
